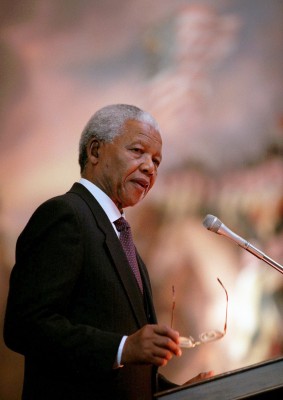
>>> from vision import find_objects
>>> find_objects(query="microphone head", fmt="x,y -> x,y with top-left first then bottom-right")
203,214 -> 222,233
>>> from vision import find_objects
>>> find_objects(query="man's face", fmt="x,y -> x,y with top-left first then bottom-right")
92,119 -> 162,211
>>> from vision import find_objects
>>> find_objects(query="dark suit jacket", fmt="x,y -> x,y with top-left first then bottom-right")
4,183 -> 164,400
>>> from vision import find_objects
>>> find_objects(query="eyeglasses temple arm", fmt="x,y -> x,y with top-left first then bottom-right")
217,277 -> 228,334
171,285 -> 175,329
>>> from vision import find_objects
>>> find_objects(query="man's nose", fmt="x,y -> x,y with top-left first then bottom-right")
140,155 -> 155,175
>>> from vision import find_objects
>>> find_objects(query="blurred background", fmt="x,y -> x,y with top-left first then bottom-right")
0,0 -> 283,398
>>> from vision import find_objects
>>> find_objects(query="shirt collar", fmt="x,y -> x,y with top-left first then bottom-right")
79,178 -> 123,224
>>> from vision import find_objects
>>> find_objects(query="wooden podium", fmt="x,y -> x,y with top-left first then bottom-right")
155,356 -> 283,399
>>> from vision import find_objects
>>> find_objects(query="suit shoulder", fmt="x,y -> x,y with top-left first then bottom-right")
31,183 -> 91,218
18,189 -> 85,238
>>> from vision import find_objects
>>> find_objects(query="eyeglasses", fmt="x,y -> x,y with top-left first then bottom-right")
171,278 -> 228,349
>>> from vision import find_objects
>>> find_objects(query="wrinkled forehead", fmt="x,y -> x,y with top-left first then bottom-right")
120,119 -> 162,150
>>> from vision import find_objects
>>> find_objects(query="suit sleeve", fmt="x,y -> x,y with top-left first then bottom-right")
4,197 -> 123,376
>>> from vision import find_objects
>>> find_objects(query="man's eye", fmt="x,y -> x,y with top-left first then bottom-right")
132,148 -> 143,153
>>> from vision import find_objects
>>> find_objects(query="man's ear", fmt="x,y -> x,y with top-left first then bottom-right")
87,138 -> 100,164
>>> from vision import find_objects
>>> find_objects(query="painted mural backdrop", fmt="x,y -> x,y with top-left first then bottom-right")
1,0 -> 282,398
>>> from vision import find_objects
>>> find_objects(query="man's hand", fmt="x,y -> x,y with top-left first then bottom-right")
121,324 -> 182,367
183,371 -> 214,385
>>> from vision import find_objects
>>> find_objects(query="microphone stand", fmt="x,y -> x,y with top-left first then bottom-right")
242,241 -> 283,275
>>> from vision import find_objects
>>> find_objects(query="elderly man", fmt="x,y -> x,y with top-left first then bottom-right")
4,104 -> 211,399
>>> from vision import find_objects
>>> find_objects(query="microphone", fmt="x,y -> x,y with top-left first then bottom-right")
203,214 -> 283,275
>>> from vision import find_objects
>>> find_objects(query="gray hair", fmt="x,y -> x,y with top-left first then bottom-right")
78,104 -> 159,173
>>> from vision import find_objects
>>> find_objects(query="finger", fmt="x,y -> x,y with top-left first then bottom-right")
152,335 -> 182,357
153,325 -> 180,343
184,370 -> 214,385
150,351 -> 173,367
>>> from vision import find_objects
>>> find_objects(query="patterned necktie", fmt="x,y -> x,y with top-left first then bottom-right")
114,217 -> 144,294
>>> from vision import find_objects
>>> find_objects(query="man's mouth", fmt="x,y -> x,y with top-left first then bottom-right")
132,178 -> 149,190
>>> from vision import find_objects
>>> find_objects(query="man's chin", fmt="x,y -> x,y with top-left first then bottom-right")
122,193 -> 146,208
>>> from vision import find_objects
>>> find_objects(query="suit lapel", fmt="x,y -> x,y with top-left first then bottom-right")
68,183 -> 148,327
136,253 -> 157,324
